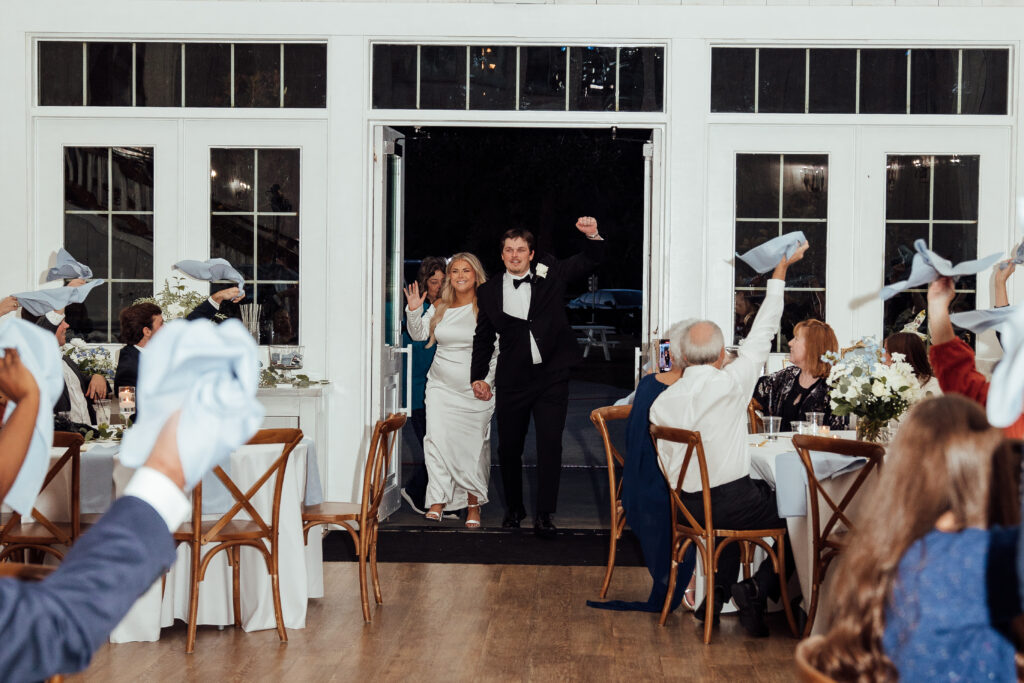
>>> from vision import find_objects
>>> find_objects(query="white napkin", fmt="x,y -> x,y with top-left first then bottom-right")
0,319 -> 65,514
13,280 -> 106,317
987,303 -> 1024,427
45,247 -> 93,281
736,231 -> 807,274
950,306 -> 1019,335
174,258 -> 246,290
880,239 -> 1003,301
118,318 -> 264,490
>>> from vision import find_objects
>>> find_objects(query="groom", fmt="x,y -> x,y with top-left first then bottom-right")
470,217 -> 606,537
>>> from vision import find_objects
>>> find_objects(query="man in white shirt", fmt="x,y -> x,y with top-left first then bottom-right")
650,241 -> 807,637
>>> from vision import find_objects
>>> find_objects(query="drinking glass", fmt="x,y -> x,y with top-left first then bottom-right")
763,416 -> 782,441
118,386 -> 136,425
93,398 -> 111,426
792,420 -> 812,435
805,412 -> 825,434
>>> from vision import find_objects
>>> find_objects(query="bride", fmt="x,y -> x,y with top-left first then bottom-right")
404,253 -> 496,528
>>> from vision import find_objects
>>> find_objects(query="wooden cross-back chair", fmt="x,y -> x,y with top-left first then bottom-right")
173,428 -> 303,653
0,432 -> 83,564
302,413 -> 407,622
589,404 -> 631,599
650,424 -> 798,644
791,434 -> 886,637
747,398 -> 765,434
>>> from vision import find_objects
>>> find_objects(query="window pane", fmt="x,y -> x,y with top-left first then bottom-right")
257,149 -> 300,213
419,45 -> 466,110
885,155 -> 931,220
65,147 -> 109,212
933,222 -> 979,289
711,48 -> 755,113
884,223 -> 927,285
86,42 -> 132,107
257,216 -> 300,277
469,46 -> 516,110
185,43 -> 231,107
65,285 -> 108,344
519,46 -> 567,111
111,214 -> 154,279
808,49 -> 856,114
110,147 -> 154,212
372,44 -> 417,109
932,155 -> 979,220
618,47 -> 664,112
781,154 -> 828,219
211,214 -> 255,280
136,43 -> 182,107
569,47 -> 616,112
735,154 -> 780,219
39,41 -> 83,106
961,49 -> 1009,115
910,49 -> 958,115
758,48 -> 805,113
235,43 -> 281,108
860,49 -> 908,114
211,148 -> 255,212
112,282 -> 153,343
258,283 -> 300,345
283,44 -> 327,108
784,222 -> 827,286
886,291 -> 976,346
780,290 -> 827,352
64,213 -> 109,279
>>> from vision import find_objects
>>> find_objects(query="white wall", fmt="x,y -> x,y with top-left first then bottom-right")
3,0 -> 1023,500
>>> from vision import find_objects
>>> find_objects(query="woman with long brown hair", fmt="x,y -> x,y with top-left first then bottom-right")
883,331 -> 941,398
404,253 -> 496,528
807,395 -> 1020,681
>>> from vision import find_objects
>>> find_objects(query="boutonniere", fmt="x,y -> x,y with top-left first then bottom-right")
535,263 -> 549,279
214,312 -> 229,323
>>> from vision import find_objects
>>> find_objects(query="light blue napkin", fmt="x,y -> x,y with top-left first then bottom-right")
987,304 -> 1024,427
174,258 -> 246,290
45,248 -> 93,281
774,451 -> 868,518
118,318 -> 264,490
736,231 -> 807,274
999,243 -> 1024,271
0,319 -> 65,515
880,239 -> 1003,301
950,306 -> 1019,335
13,280 -> 106,317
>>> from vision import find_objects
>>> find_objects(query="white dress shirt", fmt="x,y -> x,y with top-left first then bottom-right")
650,278 -> 785,492
503,272 -> 543,365
123,466 -> 191,532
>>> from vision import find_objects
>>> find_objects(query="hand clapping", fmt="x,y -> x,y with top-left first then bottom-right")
403,282 -> 427,311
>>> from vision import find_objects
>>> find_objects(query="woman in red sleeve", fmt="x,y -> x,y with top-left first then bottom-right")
926,274 -> 1024,438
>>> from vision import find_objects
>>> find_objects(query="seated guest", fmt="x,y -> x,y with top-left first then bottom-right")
806,395 -> 1019,681
114,302 -> 164,395
927,276 -> 1024,438
186,286 -> 244,323
650,241 -> 807,636
33,311 -> 108,426
752,318 -> 846,431
884,332 -> 941,398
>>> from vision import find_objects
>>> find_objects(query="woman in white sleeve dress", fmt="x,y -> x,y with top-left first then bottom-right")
404,252 -> 497,528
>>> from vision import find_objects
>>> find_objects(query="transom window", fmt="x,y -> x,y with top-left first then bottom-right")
734,153 -> 829,352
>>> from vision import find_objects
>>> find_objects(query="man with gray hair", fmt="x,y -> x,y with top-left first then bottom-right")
650,241 -> 807,637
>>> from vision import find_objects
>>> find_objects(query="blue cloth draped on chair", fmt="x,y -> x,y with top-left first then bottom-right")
587,374 -> 695,612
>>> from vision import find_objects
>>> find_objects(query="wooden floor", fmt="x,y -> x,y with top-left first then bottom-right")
70,563 -> 798,682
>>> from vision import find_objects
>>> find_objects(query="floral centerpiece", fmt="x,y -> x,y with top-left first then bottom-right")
62,338 -> 115,380
133,276 -> 207,321
823,337 -> 921,442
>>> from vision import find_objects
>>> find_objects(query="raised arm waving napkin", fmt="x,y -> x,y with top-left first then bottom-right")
45,248 -> 93,281
736,231 -> 807,274
118,318 -> 263,489
0,319 -> 64,514
880,239 -> 1003,301
13,280 -> 106,317
174,258 -> 246,290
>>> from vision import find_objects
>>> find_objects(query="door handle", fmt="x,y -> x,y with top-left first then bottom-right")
396,345 -> 413,416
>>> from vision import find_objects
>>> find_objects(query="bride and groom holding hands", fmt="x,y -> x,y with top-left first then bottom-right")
403,216 -> 606,536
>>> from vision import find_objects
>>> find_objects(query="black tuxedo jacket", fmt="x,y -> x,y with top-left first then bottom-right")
114,344 -> 139,394
471,237 -> 607,390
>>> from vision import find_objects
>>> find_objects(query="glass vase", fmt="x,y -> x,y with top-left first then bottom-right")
856,417 -> 890,443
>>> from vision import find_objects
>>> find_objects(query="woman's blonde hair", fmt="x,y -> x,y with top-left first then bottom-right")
794,319 -> 839,378
426,252 -> 487,348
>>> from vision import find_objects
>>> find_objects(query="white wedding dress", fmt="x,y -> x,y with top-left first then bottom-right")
406,303 -> 497,510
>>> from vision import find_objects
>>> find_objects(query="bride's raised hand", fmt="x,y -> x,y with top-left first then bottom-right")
403,282 -> 427,311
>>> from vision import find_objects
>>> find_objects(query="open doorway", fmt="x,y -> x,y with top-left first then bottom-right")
391,126 -> 650,530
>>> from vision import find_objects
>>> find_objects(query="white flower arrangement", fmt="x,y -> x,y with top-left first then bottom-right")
535,263 -> 549,279
133,276 -> 206,321
62,340 -> 115,380
823,337 -> 921,440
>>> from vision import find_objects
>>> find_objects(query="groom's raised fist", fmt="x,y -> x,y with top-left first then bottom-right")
575,216 -> 598,237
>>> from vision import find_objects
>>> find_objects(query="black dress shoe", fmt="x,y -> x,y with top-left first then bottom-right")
533,513 -> 557,539
502,506 -> 527,529
731,578 -> 770,638
693,587 -> 724,626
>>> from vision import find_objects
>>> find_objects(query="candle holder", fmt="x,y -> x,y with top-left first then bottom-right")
118,386 -> 136,426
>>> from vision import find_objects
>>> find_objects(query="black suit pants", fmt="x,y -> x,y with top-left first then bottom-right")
495,368 -> 569,515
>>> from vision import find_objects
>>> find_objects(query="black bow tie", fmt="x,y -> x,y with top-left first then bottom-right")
513,274 -> 533,289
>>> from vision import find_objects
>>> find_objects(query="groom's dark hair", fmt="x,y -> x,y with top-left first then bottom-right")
500,228 -> 535,252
